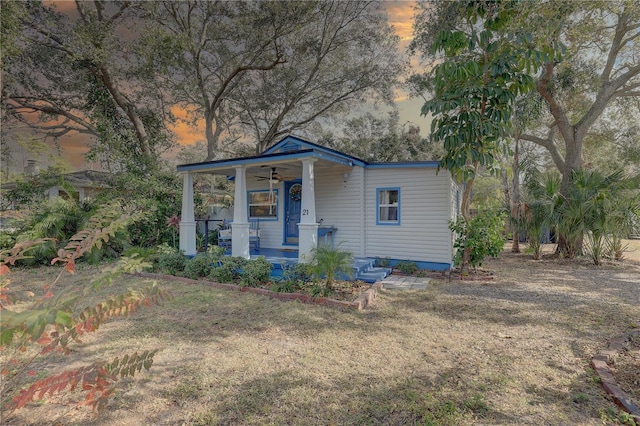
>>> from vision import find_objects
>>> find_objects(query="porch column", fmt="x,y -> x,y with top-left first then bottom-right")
232,166 -> 250,259
298,158 -> 318,263
179,172 -> 197,256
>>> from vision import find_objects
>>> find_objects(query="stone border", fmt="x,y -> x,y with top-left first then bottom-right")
591,328 -> 640,422
131,272 -> 380,311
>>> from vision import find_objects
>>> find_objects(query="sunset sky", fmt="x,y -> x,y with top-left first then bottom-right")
7,1 -> 427,172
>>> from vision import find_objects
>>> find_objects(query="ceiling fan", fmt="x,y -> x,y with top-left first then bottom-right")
254,167 -> 294,183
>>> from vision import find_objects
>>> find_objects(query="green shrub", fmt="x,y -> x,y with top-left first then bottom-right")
14,195 -> 92,265
123,246 -> 157,261
270,280 -> 297,293
450,209 -> 506,269
13,197 -> 132,266
395,260 -> 418,275
101,172 -> 204,248
375,257 -> 391,268
282,262 -> 314,285
184,254 -> 214,279
156,242 -> 177,255
0,232 -> 16,251
240,257 -> 272,287
157,251 -> 187,275
269,263 -> 314,293
206,245 -> 226,262
209,265 -> 233,283
209,256 -> 246,283
307,283 -> 326,297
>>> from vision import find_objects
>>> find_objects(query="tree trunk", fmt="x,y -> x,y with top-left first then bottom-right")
556,131 -> 584,257
205,111 -> 224,161
511,138 -> 520,253
98,66 -> 155,169
459,161 -> 479,275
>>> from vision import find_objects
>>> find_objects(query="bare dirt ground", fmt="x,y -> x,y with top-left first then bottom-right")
2,241 -> 639,425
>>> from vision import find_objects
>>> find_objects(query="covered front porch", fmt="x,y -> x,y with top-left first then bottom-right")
177,137 -> 362,264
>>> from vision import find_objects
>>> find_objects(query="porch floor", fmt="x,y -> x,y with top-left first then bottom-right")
250,248 -> 299,269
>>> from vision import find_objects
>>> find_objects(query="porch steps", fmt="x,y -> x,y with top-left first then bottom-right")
351,257 -> 392,284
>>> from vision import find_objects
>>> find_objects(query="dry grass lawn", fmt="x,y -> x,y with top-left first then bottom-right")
2,241 -> 639,425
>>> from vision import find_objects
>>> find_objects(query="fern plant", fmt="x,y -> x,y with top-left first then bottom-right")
0,204 -> 170,418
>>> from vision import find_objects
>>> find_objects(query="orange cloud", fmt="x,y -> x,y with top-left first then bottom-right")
386,1 -> 416,42
43,1 -> 79,17
169,106 -> 206,146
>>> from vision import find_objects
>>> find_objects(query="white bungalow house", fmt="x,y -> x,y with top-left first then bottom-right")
178,136 -> 460,272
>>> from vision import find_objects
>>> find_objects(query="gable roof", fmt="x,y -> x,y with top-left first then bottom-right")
177,136 -> 364,173
262,135 -> 367,165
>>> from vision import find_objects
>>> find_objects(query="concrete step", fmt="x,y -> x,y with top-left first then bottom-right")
352,258 -> 376,274
354,266 -> 392,283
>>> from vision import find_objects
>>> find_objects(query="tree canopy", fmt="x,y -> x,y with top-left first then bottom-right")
412,0 -> 640,192
2,1 -> 173,173
2,0 -> 406,171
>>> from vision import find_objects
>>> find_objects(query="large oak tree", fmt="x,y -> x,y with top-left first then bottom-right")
143,0 -> 405,159
2,1 -> 173,173
515,0 -> 640,194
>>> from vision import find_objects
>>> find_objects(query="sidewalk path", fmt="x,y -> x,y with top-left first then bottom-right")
380,275 -> 430,290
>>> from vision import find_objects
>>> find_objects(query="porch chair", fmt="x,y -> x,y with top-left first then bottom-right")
250,219 -> 260,251
217,220 -> 232,250
217,220 -> 259,251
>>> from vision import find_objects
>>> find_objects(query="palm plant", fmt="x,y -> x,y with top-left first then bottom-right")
15,185 -> 93,264
606,192 -> 640,260
311,245 -> 353,296
523,167 -> 639,264
523,170 -> 561,259
569,169 -> 639,264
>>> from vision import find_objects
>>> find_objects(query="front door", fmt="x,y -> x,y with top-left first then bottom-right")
284,180 -> 302,244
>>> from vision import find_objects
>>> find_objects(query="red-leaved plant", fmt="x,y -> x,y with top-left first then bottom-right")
0,201 -> 171,417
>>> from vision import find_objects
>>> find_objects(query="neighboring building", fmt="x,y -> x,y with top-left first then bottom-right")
43,170 -> 112,202
1,170 -> 112,209
177,136 -> 461,271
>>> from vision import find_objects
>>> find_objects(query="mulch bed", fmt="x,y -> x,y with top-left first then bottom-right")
133,272 -> 378,310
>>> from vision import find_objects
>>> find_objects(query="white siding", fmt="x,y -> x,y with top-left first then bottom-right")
315,165 -> 366,256
364,168 -> 453,265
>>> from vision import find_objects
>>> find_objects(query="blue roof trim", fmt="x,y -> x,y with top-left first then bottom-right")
263,135 -> 367,167
366,161 -> 441,169
177,149 -> 358,173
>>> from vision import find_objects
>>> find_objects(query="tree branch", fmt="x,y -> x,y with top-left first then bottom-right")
536,62 -> 574,148
520,126 -> 565,172
6,97 -> 98,135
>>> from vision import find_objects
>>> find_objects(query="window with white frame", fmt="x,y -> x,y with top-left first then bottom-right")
248,190 -> 278,219
377,188 -> 400,225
